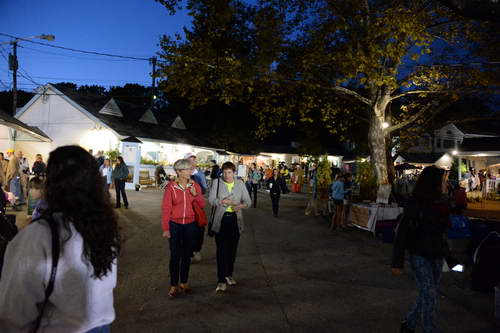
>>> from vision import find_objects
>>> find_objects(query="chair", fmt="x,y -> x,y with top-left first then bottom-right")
139,171 -> 155,187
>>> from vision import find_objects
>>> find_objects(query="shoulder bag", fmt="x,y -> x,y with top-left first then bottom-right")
207,178 -> 220,237
32,216 -> 60,333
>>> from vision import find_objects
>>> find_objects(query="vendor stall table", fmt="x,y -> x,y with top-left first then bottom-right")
350,203 -> 403,236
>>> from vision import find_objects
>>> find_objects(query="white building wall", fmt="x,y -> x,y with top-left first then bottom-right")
15,88 -> 119,162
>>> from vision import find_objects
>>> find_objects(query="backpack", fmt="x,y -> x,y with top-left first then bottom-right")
471,231 -> 500,292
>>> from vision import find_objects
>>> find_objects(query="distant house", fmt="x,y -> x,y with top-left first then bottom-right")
15,84 -> 225,188
397,122 -> 500,172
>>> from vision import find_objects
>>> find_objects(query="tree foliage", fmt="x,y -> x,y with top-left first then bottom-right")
156,0 -> 499,185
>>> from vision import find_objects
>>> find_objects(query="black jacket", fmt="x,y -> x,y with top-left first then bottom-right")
392,198 -> 450,268
267,176 -> 288,196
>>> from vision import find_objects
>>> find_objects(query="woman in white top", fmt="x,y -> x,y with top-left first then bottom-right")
99,158 -> 113,194
0,145 -> 121,333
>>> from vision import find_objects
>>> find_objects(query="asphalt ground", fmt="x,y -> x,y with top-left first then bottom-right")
111,188 -> 497,333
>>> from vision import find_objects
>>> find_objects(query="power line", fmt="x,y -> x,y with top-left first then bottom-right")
0,32 -> 152,61
18,45 -> 144,62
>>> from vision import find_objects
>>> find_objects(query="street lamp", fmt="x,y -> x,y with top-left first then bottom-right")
2,34 -> 56,114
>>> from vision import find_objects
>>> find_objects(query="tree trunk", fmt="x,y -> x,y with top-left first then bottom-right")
368,109 -> 389,185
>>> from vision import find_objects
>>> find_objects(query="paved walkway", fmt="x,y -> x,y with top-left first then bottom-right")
110,189 -> 495,332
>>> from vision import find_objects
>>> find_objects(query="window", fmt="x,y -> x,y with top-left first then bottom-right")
443,140 -> 455,149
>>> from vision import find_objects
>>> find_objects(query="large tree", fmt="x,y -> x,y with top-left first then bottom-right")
157,0 -> 498,186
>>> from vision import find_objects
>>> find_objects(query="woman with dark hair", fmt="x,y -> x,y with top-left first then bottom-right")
113,156 -> 129,209
0,145 -> 120,333
209,161 -> 251,292
392,166 -> 450,333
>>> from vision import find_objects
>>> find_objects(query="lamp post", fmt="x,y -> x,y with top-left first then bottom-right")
2,34 -> 55,114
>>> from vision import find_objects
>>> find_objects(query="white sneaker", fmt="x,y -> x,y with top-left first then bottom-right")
193,252 -> 202,262
215,283 -> 227,292
225,276 -> 237,286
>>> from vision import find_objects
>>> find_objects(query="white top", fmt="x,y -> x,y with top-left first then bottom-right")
0,218 -> 117,333
102,167 -> 109,177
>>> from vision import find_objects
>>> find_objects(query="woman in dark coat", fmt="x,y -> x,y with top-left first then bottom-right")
266,169 -> 288,217
392,166 -> 450,333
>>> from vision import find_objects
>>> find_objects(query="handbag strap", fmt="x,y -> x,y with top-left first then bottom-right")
210,178 -> 221,218
33,217 -> 60,333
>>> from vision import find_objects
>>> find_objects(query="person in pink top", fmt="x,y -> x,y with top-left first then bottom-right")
161,158 -> 205,299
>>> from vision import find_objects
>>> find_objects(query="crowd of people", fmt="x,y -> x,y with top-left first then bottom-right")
0,149 -> 480,332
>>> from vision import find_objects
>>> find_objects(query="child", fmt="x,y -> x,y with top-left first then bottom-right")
29,177 -> 46,220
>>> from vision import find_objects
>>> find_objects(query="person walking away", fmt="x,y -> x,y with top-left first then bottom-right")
0,145 -> 120,332
5,149 -> 23,205
17,151 -> 30,200
209,162 -> 251,292
32,154 -> 47,177
161,159 -> 205,298
248,163 -> 261,208
113,156 -> 129,209
330,174 -> 349,231
184,153 -> 208,262
267,169 -> 288,217
392,166 -> 451,333
100,159 -> 113,196
343,173 -> 353,227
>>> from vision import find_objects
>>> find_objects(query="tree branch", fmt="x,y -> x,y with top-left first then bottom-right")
390,89 -> 449,101
329,86 -> 373,106
387,103 -> 433,133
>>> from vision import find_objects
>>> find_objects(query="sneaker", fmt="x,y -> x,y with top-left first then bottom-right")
225,276 -> 237,286
215,283 -> 227,292
193,252 -> 202,262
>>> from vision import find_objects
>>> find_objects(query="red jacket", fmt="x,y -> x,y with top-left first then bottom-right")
161,181 -> 205,231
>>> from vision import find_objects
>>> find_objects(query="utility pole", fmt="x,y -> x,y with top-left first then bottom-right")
2,34 -> 55,114
150,56 -> 157,109
9,41 -> 18,114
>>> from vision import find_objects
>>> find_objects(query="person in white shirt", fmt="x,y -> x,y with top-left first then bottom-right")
0,145 -> 121,333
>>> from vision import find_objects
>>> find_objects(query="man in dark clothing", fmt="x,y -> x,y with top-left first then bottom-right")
210,160 -> 220,181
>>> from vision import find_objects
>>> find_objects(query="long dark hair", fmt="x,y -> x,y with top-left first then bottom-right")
44,145 -> 120,278
412,166 -> 445,203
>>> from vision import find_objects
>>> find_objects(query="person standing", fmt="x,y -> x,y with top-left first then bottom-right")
208,162 -> 251,292
113,156 -> 129,209
292,165 -> 304,193
95,151 -> 105,168
266,169 -> 288,217
248,163 -> 261,208
0,145 -> 120,332
161,159 -> 205,299
32,154 -> 47,177
0,153 -> 8,187
184,153 -> 208,262
330,174 -> 349,231
17,151 -> 30,200
100,159 -> 113,195
5,149 -> 23,204
392,166 -> 450,333
209,160 -> 220,188
343,173 -> 353,227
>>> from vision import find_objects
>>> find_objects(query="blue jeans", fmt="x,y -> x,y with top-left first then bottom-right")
406,255 -> 443,333
10,177 -> 24,204
168,221 -> 198,286
86,325 -> 110,333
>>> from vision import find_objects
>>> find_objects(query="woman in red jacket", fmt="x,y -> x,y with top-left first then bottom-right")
161,159 -> 205,299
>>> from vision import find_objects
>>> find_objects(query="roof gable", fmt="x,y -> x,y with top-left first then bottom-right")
138,109 -> 158,124
171,115 -> 186,130
99,98 -> 123,117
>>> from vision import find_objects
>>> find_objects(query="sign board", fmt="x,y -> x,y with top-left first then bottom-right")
237,164 -> 248,178
123,145 -> 137,164
350,205 -> 371,228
